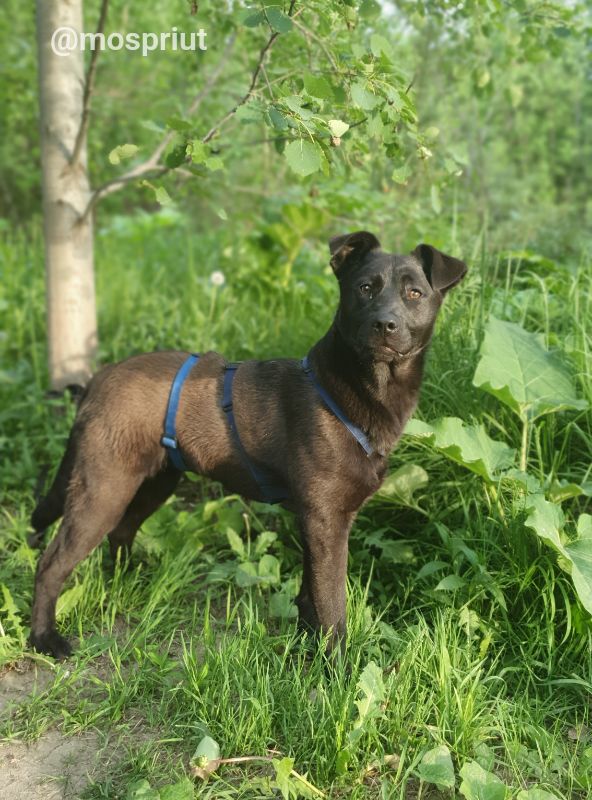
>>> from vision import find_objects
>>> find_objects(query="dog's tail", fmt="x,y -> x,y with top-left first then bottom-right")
29,384 -> 86,549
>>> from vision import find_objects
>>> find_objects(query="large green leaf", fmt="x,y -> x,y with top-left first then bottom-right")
459,761 -> 508,800
405,417 -> 515,482
416,745 -> 455,789
525,497 -> 592,614
473,318 -> 587,420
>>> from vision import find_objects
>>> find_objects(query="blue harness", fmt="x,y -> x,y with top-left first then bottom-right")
161,354 -> 374,504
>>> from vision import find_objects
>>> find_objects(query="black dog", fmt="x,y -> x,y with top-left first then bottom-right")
30,231 -> 467,658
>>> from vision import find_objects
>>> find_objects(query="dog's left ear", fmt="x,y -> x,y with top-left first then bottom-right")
412,244 -> 467,295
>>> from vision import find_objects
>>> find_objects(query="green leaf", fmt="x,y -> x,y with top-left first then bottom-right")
524,494 -> 565,552
190,735 -> 221,780
525,502 -> 592,615
565,514 -> 592,615
235,561 -> 259,587
370,34 -> 393,58
166,116 -> 192,132
205,156 -> 224,172
284,140 -> 322,176
351,82 -> 381,110
404,416 -> 516,482
516,789 -> 561,800
56,582 -> 84,620
269,591 -> 298,619
272,757 -> 295,799
435,575 -> 467,592
417,744 -> 455,789
108,143 -> 139,165
459,761 -> 508,800
189,140 -> 207,165
378,463 -> 428,504
548,479 -> 592,503
159,778 -> 195,800
328,119 -> 349,137
472,318 -> 588,420
165,144 -> 186,169
303,74 -> 334,100
258,554 -> 280,584
154,186 -> 173,207
226,528 -> 245,558
349,661 -> 385,745
254,530 -> 277,556
268,107 -> 289,130
359,0 -> 381,19
265,7 -> 293,34
243,10 -> 265,27
125,780 -> 160,800
391,164 -> 411,184
283,96 -> 314,120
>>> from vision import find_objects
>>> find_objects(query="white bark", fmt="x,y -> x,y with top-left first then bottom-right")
37,0 -> 97,390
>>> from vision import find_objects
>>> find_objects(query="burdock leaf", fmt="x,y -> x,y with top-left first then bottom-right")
473,317 -> 587,420
405,417 -> 515,482
417,744 -> 455,789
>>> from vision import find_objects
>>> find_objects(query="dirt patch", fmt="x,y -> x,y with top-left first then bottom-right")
0,661 -> 54,717
0,730 -> 101,800
0,661 -> 101,798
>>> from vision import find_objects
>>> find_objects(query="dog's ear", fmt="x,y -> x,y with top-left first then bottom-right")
329,231 -> 381,274
413,244 -> 467,295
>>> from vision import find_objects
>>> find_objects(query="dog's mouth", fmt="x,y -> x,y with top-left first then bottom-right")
372,341 -> 425,361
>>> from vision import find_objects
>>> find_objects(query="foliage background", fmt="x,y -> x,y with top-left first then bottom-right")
0,1 -> 591,798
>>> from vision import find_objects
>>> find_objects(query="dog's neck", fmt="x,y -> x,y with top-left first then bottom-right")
309,324 -> 426,455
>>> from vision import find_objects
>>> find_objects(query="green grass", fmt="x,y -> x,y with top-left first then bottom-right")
0,212 -> 591,799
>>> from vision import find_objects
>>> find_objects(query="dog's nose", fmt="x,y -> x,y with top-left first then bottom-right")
372,319 -> 398,336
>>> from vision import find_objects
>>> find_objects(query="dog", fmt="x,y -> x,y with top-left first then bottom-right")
29,231 -> 467,658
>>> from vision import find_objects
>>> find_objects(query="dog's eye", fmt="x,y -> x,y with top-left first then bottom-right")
406,287 -> 422,300
359,283 -> 372,297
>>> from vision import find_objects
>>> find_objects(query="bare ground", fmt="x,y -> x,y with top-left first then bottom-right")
0,662 -> 102,800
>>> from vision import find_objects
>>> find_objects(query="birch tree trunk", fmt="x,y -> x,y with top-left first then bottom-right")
37,0 -> 97,390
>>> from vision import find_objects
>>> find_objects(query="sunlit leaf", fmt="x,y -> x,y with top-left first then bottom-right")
405,416 -> 515,482
108,143 -> 139,165
417,744 -> 455,789
473,318 -> 587,420
459,761 -> 508,800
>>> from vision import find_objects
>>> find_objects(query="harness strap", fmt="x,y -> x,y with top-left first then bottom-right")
301,355 -> 374,456
161,354 -> 374,500
161,353 -> 200,471
222,364 -> 288,504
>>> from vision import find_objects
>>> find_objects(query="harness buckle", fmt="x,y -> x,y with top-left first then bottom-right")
222,400 -> 233,412
161,435 -> 178,450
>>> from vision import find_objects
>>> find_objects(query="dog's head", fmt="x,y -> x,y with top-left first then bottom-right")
328,231 -> 467,363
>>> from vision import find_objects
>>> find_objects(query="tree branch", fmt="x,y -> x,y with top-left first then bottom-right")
70,0 -> 109,168
202,0 -> 299,144
78,33 -> 236,224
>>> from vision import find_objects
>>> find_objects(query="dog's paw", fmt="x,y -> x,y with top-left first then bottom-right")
27,529 -> 47,549
30,629 -> 73,660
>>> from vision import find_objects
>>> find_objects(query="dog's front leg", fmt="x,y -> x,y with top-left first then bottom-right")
296,507 -> 355,652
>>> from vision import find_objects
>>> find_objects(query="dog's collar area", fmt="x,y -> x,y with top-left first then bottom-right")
161,352 -> 376,504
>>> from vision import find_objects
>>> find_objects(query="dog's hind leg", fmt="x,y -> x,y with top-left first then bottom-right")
30,468 -> 144,659
107,466 -> 181,563
28,430 -> 79,549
